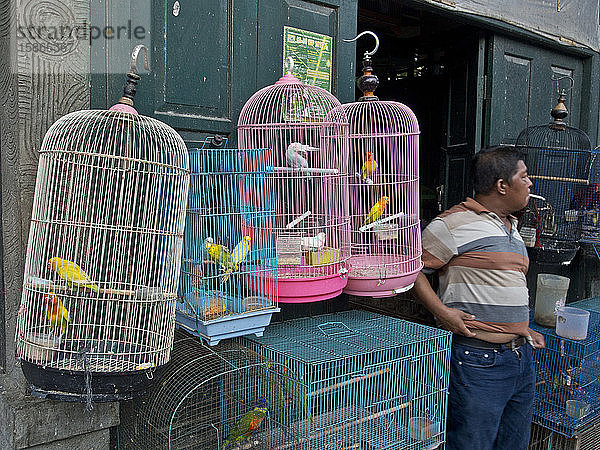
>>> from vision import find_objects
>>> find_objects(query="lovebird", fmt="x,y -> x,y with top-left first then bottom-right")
204,237 -> 231,269
361,151 -> 378,182
45,292 -> 70,335
285,142 -> 309,169
364,196 -> 390,225
48,257 -> 100,293
220,397 -> 267,449
221,236 -> 251,283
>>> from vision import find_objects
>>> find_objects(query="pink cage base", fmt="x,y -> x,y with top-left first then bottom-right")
246,263 -> 348,304
344,254 -> 422,298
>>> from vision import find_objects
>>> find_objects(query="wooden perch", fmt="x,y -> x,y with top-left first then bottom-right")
529,175 -> 589,184
308,368 -> 391,398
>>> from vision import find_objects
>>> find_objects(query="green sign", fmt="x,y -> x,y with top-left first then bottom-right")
283,26 -> 333,92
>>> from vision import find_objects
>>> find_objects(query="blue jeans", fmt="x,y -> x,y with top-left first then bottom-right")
446,341 -> 535,450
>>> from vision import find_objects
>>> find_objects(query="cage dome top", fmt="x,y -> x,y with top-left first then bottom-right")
41,109 -> 189,172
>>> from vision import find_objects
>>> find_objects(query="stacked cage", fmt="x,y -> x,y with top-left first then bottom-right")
177,137 -> 279,345
328,32 -> 422,297
529,420 -> 600,450
242,310 -> 451,449
14,66 -> 190,400
515,91 -> 593,264
529,311 -> 600,436
119,330 -> 312,449
578,150 -> 600,248
237,59 -> 350,303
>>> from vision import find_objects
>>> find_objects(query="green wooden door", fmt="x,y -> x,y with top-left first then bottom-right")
92,0 -> 357,147
485,35 -> 585,146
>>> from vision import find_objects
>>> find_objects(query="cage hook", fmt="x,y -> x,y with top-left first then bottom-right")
284,56 -> 294,74
344,31 -> 380,58
129,44 -> 150,75
552,74 -> 574,95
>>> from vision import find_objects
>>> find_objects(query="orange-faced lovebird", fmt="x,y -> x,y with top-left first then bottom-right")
48,257 -> 100,293
364,196 -> 390,225
361,151 -> 378,182
45,292 -> 70,335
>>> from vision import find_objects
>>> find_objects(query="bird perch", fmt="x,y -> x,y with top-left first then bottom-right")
359,212 -> 405,232
286,211 -> 312,229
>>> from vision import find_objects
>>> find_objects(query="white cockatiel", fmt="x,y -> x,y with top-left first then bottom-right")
285,142 -> 317,169
301,232 -> 326,251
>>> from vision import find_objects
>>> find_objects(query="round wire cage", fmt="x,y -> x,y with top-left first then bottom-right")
176,142 -> 279,345
515,93 -> 593,264
325,99 -> 422,298
119,332 -> 310,450
237,66 -> 351,303
15,109 -> 189,401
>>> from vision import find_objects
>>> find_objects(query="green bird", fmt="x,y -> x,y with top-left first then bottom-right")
204,237 -> 231,270
221,397 -> 268,450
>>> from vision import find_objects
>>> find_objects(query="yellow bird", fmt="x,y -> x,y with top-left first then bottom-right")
204,237 -> 231,269
364,196 -> 390,225
45,292 -> 70,335
48,257 -> 100,293
361,151 -> 378,181
221,236 -> 251,283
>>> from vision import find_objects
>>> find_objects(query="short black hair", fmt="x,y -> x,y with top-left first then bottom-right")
472,146 -> 524,195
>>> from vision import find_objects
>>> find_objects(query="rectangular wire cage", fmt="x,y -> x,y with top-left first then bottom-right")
240,310 -> 451,449
176,138 -> 279,345
530,310 -> 600,436
528,420 -> 600,450
571,296 -> 600,313
578,150 -> 600,246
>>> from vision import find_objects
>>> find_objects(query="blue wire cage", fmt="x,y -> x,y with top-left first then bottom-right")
571,296 -> 600,313
578,150 -> 600,249
530,310 -> 600,436
240,310 -> 451,449
177,138 -> 279,345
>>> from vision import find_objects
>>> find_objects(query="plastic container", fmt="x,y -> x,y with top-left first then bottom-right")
555,307 -> 590,340
408,417 -> 440,441
534,274 -> 570,327
565,399 -> 591,419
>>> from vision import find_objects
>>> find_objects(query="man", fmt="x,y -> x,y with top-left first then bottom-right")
412,146 -> 545,450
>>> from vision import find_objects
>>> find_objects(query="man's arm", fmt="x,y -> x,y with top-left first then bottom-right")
412,272 -> 476,337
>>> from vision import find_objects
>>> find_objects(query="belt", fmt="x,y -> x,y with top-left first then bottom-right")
453,335 -> 528,351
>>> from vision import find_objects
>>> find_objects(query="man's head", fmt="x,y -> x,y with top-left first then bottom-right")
472,146 -> 532,212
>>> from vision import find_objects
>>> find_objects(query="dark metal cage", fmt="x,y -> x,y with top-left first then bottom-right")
515,92 -> 593,264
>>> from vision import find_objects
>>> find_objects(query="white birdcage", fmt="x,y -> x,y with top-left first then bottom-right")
330,32 -> 422,297
14,46 -> 190,402
237,58 -> 350,303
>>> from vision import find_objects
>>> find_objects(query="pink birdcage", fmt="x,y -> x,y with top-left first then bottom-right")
237,58 -> 350,303
334,32 -> 422,297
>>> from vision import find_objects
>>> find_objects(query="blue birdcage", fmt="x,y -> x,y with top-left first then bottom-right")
176,137 -> 279,345
241,310 -> 451,449
530,310 -> 600,436
578,150 -> 600,255
571,295 -> 600,312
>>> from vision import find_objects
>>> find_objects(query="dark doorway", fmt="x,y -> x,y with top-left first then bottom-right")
356,1 -> 483,223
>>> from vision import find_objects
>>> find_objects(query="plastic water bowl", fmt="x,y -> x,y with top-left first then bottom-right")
408,417 -> 440,441
566,400 -> 591,419
556,307 -> 590,340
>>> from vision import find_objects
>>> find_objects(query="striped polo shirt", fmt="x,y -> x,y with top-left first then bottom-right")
422,198 -> 530,336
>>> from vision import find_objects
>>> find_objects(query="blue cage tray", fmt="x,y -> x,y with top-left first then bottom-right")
176,295 -> 279,346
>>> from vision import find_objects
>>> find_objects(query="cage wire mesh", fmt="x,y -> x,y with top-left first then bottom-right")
118,330 -> 312,449
571,296 -> 600,313
237,59 -> 351,304
529,310 -> 600,436
578,150 -> 600,247
176,138 -> 279,345
515,92 -> 593,264
528,420 -> 600,450
14,109 -> 189,399
241,309 -> 451,449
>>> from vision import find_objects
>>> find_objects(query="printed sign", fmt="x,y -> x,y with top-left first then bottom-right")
283,26 -> 333,92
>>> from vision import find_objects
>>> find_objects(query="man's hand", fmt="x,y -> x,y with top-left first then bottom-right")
437,306 -> 477,337
528,328 -> 545,349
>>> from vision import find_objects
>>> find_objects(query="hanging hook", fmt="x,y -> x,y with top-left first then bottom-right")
551,74 -> 574,95
344,31 -> 380,58
284,56 -> 294,74
129,44 -> 150,75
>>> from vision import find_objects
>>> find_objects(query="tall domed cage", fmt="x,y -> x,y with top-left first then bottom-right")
328,32 -> 422,298
237,58 -> 351,304
515,87 -> 593,265
176,136 -> 279,346
14,46 -> 190,402
118,331 -> 312,449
